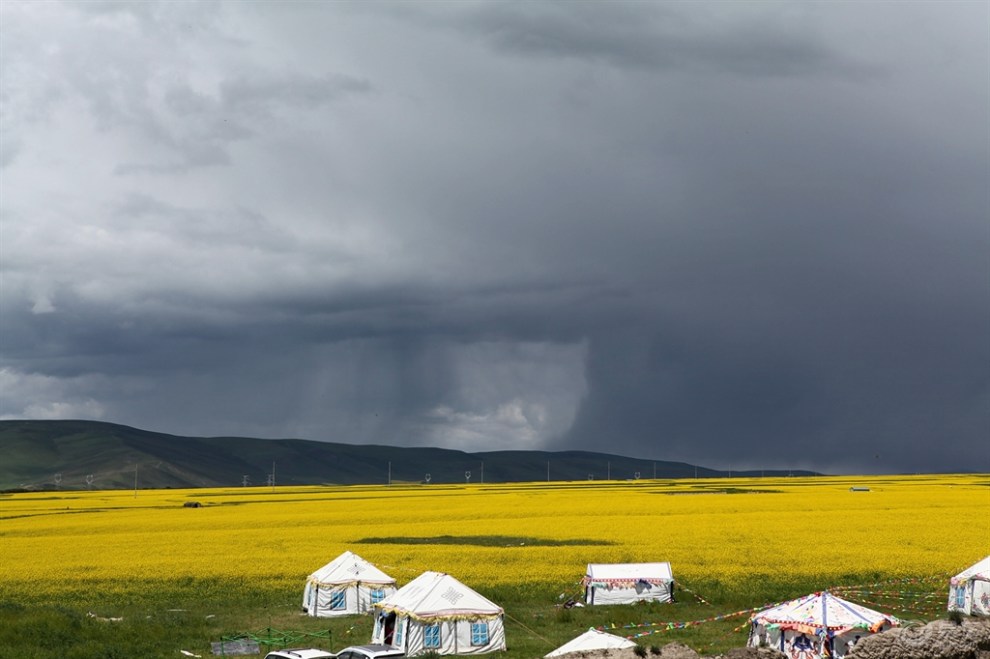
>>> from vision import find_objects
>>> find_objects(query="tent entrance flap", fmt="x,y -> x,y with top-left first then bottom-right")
383,612 -> 396,645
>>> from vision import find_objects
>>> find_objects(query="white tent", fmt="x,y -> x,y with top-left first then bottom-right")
303,551 -> 397,617
583,563 -> 675,606
948,556 -> 990,616
545,628 -> 635,658
747,591 -> 898,658
371,571 -> 506,656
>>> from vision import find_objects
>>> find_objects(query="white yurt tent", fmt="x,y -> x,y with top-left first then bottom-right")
948,556 -> 990,616
583,563 -> 675,606
747,591 -> 898,658
545,628 -> 635,658
371,571 -> 506,656
303,551 -> 397,617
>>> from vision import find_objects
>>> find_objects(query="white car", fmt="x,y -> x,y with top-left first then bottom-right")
333,644 -> 405,659
264,649 -> 337,659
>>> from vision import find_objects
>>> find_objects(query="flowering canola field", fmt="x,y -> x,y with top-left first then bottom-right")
1,474 -> 987,606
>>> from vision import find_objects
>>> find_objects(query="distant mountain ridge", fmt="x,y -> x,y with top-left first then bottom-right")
0,419 -> 817,491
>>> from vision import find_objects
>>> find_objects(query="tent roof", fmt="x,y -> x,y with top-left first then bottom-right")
585,562 -> 673,582
545,628 -> 635,658
307,550 -> 396,586
375,571 -> 503,620
750,592 -> 897,634
952,556 -> 990,584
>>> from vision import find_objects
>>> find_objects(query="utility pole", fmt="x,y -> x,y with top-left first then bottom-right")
547,461 -> 550,482
388,461 -> 392,486
607,461 -> 611,480
134,465 -> 138,499
480,461 -> 484,484
271,460 -> 276,492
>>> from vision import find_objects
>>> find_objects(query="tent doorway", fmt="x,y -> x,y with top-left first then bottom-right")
383,612 -> 396,645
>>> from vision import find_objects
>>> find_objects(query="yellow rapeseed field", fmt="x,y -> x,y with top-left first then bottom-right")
1,475 -> 987,605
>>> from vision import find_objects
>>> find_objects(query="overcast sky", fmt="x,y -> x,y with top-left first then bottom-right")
2,1 -> 987,474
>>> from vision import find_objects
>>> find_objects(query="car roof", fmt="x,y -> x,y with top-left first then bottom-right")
335,644 -> 404,657
264,649 -> 337,659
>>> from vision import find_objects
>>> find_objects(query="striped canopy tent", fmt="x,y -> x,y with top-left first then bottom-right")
948,556 -> 990,616
371,571 -> 506,656
303,551 -> 397,617
583,562 -> 675,605
748,591 -> 898,658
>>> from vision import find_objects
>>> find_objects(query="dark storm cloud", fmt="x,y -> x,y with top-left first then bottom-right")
447,1 -> 864,77
1,1 -> 986,472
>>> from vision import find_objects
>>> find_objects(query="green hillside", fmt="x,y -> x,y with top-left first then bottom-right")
0,420 -> 816,491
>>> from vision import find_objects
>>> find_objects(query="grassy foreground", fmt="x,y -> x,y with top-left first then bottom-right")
1,475 -> 986,658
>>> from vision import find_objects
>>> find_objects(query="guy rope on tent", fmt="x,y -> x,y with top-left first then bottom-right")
593,598 -> 793,640
675,580 -> 712,605
828,572 -> 949,619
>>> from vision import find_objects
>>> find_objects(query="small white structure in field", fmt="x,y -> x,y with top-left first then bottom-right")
303,551 -> 397,617
747,591 -> 897,658
545,628 -> 635,658
583,562 -> 675,605
948,556 -> 990,616
372,571 -> 506,656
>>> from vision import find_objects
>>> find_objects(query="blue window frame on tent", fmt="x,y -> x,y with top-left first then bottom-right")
370,589 -> 386,604
424,624 -> 441,649
470,622 -> 489,646
330,590 -> 346,610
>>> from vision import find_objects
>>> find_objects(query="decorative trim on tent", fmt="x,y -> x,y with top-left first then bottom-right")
950,557 -> 990,585
307,577 -> 396,587
761,620 -> 887,634
373,606 -> 503,623
583,578 -> 671,589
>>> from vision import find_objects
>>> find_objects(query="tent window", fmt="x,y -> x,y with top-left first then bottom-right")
330,590 -> 346,610
470,622 -> 489,646
955,585 -> 966,608
394,620 -> 404,647
370,589 -> 386,604
424,624 -> 441,649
